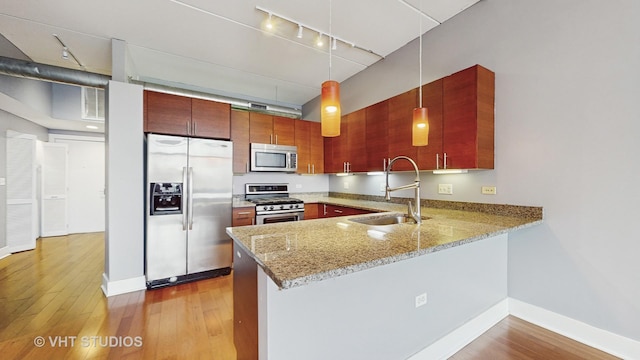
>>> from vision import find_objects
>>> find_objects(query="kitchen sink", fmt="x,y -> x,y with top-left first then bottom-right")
348,213 -> 428,226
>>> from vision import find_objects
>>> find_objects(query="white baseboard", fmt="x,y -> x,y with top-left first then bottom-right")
101,272 -> 146,297
0,246 -> 10,260
409,299 -> 510,360
509,298 -> 640,360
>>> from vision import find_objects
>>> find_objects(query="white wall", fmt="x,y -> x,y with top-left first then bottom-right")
304,0 -> 640,342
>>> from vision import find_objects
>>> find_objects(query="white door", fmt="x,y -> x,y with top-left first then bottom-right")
41,143 -> 69,237
6,130 -> 37,252
49,135 -> 105,233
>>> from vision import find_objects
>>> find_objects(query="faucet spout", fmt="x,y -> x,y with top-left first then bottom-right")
385,156 -> 422,224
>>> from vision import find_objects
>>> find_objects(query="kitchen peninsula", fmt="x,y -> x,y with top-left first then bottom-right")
227,198 -> 542,360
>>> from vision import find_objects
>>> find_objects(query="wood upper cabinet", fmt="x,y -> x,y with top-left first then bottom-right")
231,109 -> 250,174
442,65 -> 495,169
249,113 -> 295,145
191,98 -> 231,139
295,120 -> 324,174
323,109 -> 366,174
417,79 -> 444,170
144,90 -> 231,139
387,88 -> 418,171
365,100 -> 389,171
145,91 -> 191,136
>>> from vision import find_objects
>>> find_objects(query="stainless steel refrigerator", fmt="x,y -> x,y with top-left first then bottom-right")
145,133 -> 233,288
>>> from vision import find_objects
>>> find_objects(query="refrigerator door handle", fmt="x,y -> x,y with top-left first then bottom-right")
188,166 -> 194,230
182,166 -> 188,230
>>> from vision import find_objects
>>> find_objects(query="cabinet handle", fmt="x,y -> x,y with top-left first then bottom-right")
348,162 -> 351,173
308,164 -> 311,174
312,164 -> 315,174
186,121 -> 190,135
334,209 -> 343,214
193,121 -> 197,134
383,158 -> 386,171
270,134 -> 273,144
444,153 -> 448,169
323,204 -> 327,215
252,218 -> 255,225
436,153 -> 440,170
275,134 -> 278,144
237,211 -> 252,215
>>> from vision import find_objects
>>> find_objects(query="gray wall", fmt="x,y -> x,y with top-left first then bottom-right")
305,0 -> 640,341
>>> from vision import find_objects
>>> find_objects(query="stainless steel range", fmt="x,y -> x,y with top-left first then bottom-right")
245,183 -> 304,224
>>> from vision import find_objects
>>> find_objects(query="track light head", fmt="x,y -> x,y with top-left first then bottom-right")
62,47 -> 69,60
265,13 -> 273,30
316,32 -> 324,47
297,24 -> 303,39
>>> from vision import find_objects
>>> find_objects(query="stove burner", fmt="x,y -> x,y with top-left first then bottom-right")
248,197 -> 304,206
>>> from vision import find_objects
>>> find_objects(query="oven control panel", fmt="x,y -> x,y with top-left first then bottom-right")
256,203 -> 304,212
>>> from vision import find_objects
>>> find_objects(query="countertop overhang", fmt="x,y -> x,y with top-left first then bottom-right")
227,197 -> 542,290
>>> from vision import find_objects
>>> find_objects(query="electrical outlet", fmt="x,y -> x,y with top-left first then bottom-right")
481,186 -> 497,195
438,184 -> 453,195
415,293 -> 427,308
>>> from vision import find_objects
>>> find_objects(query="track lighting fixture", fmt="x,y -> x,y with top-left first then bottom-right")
321,0 -> 341,137
411,6 -> 429,146
254,6 -> 383,59
297,24 -> 303,39
53,34 -> 84,68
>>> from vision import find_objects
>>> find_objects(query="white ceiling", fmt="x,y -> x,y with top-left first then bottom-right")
0,0 -> 480,131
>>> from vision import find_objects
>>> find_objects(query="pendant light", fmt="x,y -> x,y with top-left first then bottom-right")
412,7 -> 429,146
321,0 -> 340,137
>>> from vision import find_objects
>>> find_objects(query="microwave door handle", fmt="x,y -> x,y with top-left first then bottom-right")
188,167 -> 194,230
182,167 -> 188,230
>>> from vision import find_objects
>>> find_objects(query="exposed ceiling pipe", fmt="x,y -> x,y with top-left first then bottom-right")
0,56 -> 110,88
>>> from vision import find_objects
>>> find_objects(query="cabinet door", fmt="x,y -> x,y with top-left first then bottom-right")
191,98 -> 231,139
295,120 -> 311,174
232,207 -> 255,226
231,110 -> 250,174
365,100 -> 389,171
145,91 -> 191,136
388,88 -> 418,171
304,203 -> 319,219
308,121 -> 324,174
443,65 -> 494,169
324,117 -> 348,173
417,79 -> 444,170
273,116 -> 295,145
249,112 -> 273,144
346,109 -> 367,173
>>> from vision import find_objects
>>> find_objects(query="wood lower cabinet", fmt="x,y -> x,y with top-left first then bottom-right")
295,120 -> 324,174
231,109 -> 250,174
319,204 -> 374,218
233,244 -> 258,360
232,207 -> 255,226
304,203 -> 320,220
144,90 -> 230,139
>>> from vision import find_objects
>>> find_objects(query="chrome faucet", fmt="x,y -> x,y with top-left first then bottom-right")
385,156 -> 422,224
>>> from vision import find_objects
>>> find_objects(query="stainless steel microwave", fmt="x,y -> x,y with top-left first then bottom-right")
250,143 -> 297,172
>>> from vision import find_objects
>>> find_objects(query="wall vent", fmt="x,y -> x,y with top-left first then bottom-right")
82,87 -> 105,121
249,103 -> 268,111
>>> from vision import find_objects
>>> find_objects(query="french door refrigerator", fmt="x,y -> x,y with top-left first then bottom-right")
145,133 -> 233,288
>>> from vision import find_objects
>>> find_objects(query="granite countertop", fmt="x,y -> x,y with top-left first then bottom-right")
227,196 -> 543,290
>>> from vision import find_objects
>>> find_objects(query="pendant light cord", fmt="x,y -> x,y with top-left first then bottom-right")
418,7 -> 423,108
329,0 -> 333,80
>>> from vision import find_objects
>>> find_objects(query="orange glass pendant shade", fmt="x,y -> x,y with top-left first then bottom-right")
412,107 -> 429,146
321,80 -> 341,137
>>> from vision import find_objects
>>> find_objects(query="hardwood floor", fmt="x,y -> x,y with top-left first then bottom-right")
0,233 -> 619,360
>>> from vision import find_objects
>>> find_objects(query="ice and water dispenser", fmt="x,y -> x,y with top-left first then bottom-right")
149,182 -> 183,215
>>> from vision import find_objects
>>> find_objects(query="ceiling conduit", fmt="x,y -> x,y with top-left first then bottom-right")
0,56 -> 110,88
0,56 -> 302,118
